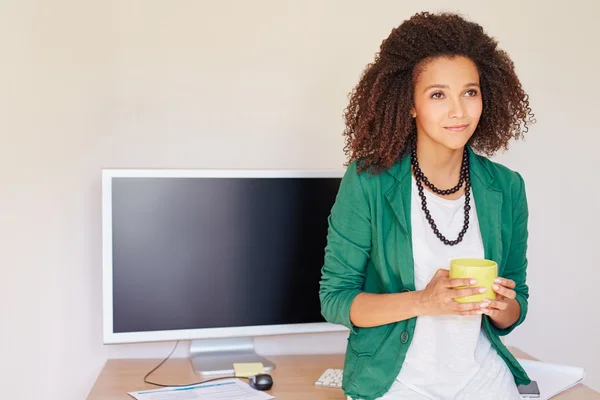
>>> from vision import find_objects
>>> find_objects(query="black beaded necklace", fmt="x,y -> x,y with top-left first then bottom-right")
410,138 -> 471,246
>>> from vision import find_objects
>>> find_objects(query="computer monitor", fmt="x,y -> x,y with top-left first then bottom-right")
102,168 -> 348,375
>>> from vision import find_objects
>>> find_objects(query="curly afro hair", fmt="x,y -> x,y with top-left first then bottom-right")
343,11 -> 535,175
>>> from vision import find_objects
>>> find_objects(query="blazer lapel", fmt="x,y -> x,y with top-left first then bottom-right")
468,147 -> 505,273
384,154 -> 415,290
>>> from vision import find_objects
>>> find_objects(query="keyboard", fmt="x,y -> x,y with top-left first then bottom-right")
314,368 -> 343,389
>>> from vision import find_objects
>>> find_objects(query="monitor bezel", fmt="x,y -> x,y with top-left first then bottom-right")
102,168 -> 349,344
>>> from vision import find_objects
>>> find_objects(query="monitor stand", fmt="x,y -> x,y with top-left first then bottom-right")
189,337 -> 276,376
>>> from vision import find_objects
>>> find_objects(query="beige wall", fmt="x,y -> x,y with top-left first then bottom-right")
1,1 -> 598,398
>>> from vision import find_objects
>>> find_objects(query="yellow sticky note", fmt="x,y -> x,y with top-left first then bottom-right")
233,362 -> 265,378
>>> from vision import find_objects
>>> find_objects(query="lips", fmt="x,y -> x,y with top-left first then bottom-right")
444,124 -> 469,132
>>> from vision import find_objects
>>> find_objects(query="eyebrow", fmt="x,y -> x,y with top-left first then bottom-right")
423,82 -> 480,93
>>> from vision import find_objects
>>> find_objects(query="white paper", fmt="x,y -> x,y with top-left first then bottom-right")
127,378 -> 275,400
517,358 -> 586,400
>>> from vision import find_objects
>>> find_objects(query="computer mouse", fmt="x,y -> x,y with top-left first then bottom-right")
248,373 -> 273,391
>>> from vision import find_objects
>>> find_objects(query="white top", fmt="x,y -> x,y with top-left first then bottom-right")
390,176 -> 520,400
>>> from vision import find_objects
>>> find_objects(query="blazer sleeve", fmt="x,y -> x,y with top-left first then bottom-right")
319,161 -> 372,333
493,171 -> 530,336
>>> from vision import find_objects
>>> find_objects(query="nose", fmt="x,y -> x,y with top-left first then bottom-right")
448,97 -> 466,119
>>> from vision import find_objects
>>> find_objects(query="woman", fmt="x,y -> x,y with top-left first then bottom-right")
319,11 -> 536,400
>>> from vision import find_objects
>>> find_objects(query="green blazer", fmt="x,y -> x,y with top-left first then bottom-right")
319,146 -> 532,400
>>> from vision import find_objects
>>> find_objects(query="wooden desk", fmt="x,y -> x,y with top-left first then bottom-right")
88,348 -> 598,399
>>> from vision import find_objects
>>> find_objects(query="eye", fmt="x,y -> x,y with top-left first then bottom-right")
431,92 -> 444,99
465,89 -> 479,97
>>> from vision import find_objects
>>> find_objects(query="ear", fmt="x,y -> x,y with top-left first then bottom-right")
410,107 -> 417,118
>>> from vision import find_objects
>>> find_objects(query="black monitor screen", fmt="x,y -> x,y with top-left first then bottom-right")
110,176 -> 341,333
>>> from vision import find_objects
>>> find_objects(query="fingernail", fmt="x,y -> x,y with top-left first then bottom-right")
479,288 -> 487,293
470,279 -> 477,285
480,302 -> 488,308
494,278 -> 501,283
483,298 -> 491,303
492,284 -> 499,290
476,310 -> 484,314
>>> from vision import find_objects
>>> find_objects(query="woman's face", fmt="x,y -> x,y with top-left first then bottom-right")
411,56 -> 482,151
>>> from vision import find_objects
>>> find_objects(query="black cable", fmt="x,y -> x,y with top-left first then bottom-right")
143,340 -> 241,388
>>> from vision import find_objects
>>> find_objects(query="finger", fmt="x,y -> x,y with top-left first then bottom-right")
445,278 -> 477,288
481,308 -> 500,318
450,287 -> 487,299
458,309 -> 485,316
435,269 -> 450,278
457,302 -> 490,315
491,284 -> 516,299
494,277 -> 516,289
483,299 -> 508,311
454,301 -> 489,312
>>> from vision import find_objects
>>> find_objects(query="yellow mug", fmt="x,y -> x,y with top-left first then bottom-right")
450,258 -> 497,303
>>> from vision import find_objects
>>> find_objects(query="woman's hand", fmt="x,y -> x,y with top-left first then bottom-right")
478,277 -> 517,319
416,269 -> 490,317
